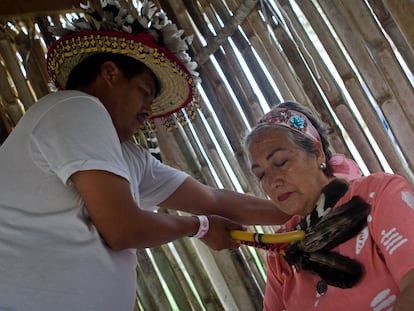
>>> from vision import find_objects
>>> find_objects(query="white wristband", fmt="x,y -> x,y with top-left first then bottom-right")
192,215 -> 209,239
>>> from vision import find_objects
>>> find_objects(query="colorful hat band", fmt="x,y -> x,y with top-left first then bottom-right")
256,108 -> 321,142
47,30 -> 198,120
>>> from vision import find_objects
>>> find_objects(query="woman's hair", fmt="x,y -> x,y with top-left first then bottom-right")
65,53 -> 160,93
245,101 -> 334,176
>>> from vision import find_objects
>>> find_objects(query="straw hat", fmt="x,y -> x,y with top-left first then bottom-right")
46,0 -> 201,132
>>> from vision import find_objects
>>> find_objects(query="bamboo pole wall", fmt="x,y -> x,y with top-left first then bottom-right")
0,0 -> 413,309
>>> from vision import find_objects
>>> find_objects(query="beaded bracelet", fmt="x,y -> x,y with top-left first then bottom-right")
192,215 -> 209,238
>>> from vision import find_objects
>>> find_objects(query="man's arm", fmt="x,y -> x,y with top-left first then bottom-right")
159,176 -> 290,225
71,170 -> 242,250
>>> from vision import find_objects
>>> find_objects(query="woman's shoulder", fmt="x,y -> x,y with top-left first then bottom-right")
351,172 -> 408,190
345,172 -> 411,206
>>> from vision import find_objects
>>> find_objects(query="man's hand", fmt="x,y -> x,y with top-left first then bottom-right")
198,215 -> 243,250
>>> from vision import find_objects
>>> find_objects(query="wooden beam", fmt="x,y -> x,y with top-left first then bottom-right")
194,0 -> 259,65
382,0 -> 414,54
0,0 -> 88,18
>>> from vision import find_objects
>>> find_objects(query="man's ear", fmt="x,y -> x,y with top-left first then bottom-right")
100,61 -> 120,85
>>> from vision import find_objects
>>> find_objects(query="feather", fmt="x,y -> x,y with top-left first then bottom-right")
302,251 -> 364,288
282,179 -> 371,290
300,196 -> 371,253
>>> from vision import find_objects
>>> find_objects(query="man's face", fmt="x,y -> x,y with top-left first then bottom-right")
102,63 -> 157,142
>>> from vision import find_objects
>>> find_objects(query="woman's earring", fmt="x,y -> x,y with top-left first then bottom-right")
320,162 -> 327,170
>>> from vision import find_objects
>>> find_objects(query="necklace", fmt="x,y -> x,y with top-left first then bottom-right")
284,178 -> 371,289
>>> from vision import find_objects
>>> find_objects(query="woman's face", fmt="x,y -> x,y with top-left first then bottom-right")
247,127 -> 331,216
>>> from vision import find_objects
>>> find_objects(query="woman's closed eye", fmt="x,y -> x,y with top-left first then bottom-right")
254,160 -> 287,181
274,159 -> 288,168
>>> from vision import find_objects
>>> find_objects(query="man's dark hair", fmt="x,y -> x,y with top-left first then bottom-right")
65,53 -> 159,93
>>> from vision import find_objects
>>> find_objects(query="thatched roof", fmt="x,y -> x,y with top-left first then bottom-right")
1,0 -> 414,309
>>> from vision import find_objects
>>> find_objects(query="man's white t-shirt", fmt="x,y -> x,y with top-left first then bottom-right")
0,90 -> 188,310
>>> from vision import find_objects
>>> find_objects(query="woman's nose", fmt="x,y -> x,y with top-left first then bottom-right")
270,179 -> 283,189
264,174 -> 283,190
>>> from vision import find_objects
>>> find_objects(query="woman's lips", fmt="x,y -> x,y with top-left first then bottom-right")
278,192 -> 292,202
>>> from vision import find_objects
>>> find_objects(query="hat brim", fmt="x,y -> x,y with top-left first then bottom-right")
46,31 -> 196,119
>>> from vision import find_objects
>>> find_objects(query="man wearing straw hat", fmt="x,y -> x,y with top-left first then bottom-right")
0,1 -> 289,310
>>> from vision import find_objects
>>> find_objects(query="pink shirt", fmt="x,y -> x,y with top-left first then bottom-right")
263,172 -> 414,311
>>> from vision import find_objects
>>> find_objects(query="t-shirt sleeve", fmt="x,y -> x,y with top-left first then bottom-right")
368,174 -> 414,284
31,95 -> 130,184
138,148 -> 189,209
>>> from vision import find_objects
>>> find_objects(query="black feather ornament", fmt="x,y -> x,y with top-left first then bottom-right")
234,179 -> 371,290
283,179 -> 371,289
299,196 -> 371,253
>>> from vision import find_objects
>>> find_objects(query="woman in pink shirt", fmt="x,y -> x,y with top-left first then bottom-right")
245,101 -> 414,310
